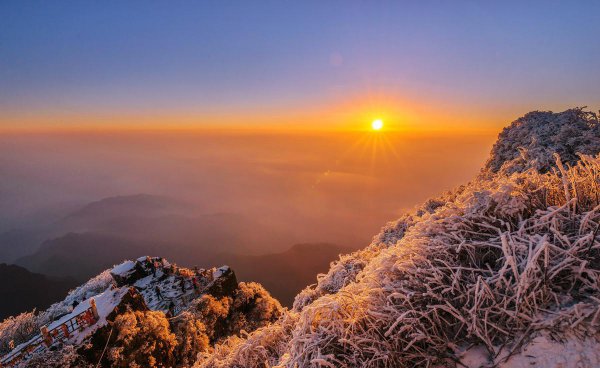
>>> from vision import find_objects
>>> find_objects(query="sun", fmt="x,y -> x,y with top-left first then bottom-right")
371,119 -> 383,131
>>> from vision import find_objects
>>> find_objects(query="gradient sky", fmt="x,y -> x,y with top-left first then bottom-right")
1,1 -> 599,130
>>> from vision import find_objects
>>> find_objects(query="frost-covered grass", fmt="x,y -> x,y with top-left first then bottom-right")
199,109 -> 600,368
283,154 -> 600,367
485,108 -> 600,174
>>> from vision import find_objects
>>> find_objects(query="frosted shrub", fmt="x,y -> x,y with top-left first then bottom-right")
19,345 -> 89,368
229,282 -> 282,332
293,213 -> 423,311
194,312 -> 298,368
44,268 -> 113,321
0,311 -> 39,354
191,282 -> 283,344
486,108 -> 600,174
283,154 -> 600,367
195,108 -> 600,367
172,311 -> 210,366
191,295 -> 232,342
108,310 -> 177,368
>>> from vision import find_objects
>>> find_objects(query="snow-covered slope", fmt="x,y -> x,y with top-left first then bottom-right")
0,256 -> 241,367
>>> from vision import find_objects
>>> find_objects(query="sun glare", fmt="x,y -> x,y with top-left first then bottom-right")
371,119 -> 383,131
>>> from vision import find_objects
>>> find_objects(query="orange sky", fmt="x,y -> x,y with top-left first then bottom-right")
3,2 -> 599,135
1,93 -> 514,134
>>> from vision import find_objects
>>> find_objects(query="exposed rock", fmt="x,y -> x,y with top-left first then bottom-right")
109,260 -> 147,287
204,267 -> 238,299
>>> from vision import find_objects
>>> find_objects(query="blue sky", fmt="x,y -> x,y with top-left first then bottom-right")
1,1 -> 599,128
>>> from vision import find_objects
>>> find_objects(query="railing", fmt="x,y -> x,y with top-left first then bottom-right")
1,263 -> 214,366
0,305 -> 98,367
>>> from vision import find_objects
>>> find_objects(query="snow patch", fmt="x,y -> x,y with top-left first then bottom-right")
110,260 -> 136,277
500,331 -> 600,368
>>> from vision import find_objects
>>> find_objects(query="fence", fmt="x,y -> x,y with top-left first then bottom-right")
0,301 -> 99,367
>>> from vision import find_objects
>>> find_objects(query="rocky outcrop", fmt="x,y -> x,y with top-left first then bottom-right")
203,266 -> 238,299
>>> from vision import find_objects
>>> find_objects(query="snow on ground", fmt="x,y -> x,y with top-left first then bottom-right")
213,266 -> 229,279
459,331 -> 600,368
113,256 -> 211,314
457,346 -> 490,367
64,287 -> 129,344
43,269 -> 114,322
500,332 -> 600,368
110,260 -> 135,277
136,271 -> 201,313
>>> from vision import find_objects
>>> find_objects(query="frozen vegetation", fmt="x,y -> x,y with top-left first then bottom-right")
195,108 -> 600,367
0,257 -> 281,367
1,108 -> 600,367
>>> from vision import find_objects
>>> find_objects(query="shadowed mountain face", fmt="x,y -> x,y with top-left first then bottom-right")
16,233 -> 167,281
7,194 -> 349,308
0,229 -> 47,264
60,194 -> 191,227
0,264 -> 77,320
226,243 -> 350,306
0,194 -> 296,265
15,234 -> 347,306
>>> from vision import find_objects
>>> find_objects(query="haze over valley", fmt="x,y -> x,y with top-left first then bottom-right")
0,130 -> 493,305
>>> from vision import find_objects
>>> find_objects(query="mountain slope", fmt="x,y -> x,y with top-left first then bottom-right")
0,257 -> 281,368
14,234 -> 347,303
226,243 -> 351,306
62,194 -> 188,223
195,108 -> 600,368
15,232 -> 166,280
0,229 -> 47,264
0,264 -> 76,320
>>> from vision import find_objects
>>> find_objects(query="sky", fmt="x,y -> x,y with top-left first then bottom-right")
1,1 -> 600,130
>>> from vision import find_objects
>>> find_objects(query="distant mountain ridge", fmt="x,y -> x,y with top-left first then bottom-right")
9,193 -> 349,308
1,193 -> 292,265
225,243 -> 351,305
0,264 -> 77,320
16,235 -> 347,306
61,194 -> 191,224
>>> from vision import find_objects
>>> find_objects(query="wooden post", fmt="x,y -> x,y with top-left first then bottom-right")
40,326 -> 52,347
61,324 -> 70,338
90,298 -> 99,320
